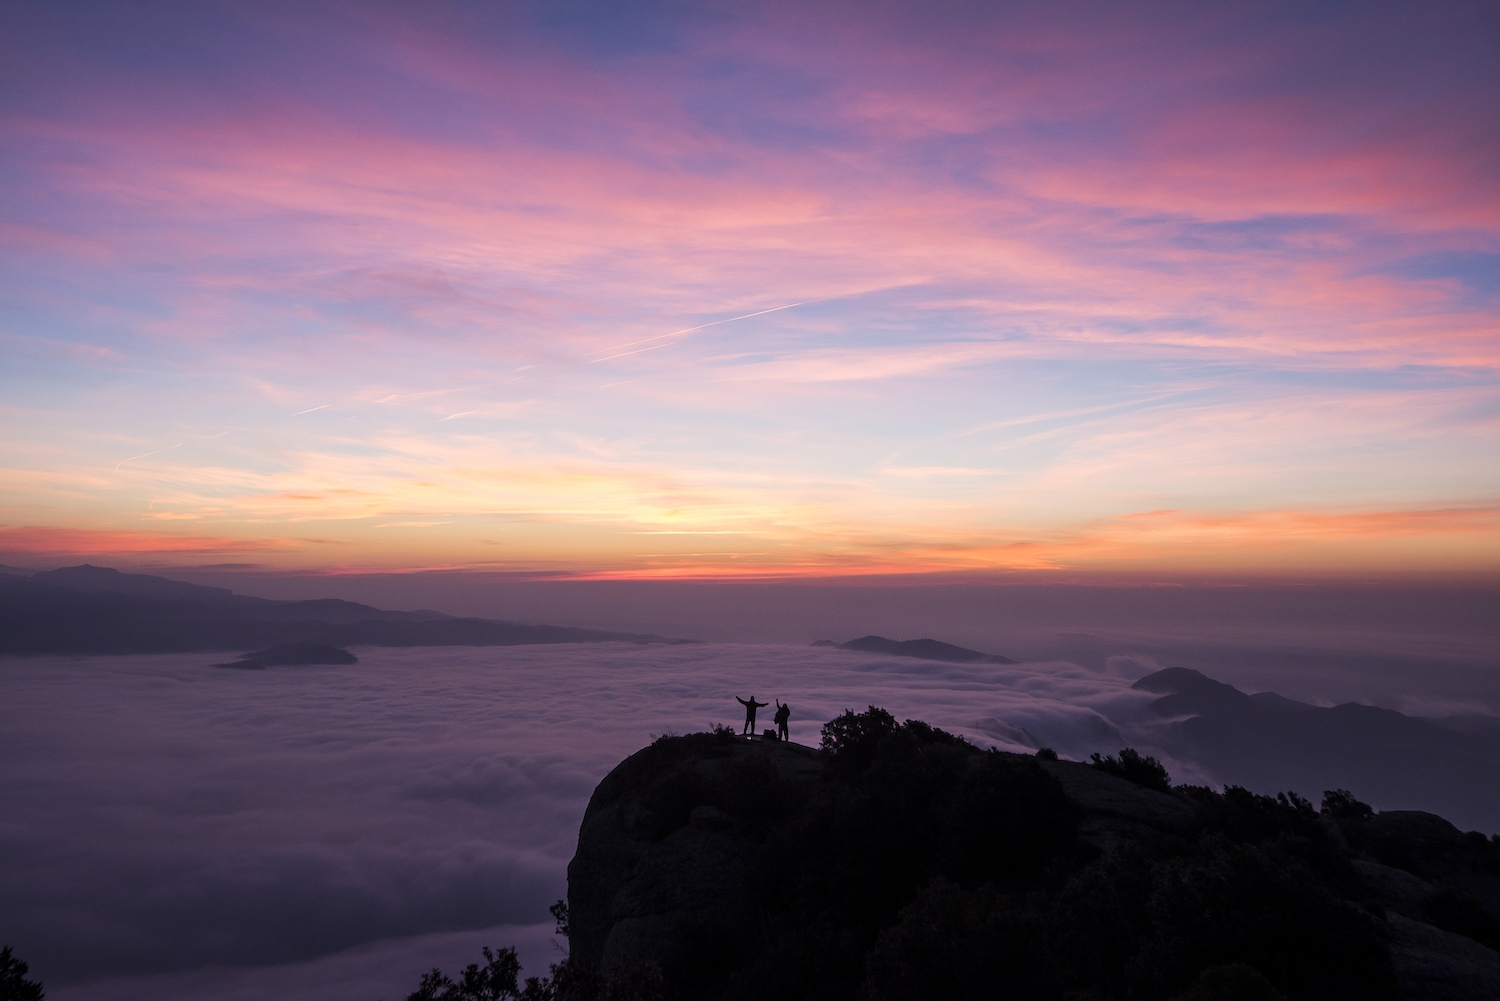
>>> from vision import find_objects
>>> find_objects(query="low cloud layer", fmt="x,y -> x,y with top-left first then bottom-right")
2,642 -> 1493,999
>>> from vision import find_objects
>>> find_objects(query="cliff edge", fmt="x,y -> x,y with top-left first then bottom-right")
566,711 -> 1500,1001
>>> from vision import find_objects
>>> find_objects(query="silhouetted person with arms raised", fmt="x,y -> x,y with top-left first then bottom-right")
774,699 -> 791,742
737,695 -> 768,735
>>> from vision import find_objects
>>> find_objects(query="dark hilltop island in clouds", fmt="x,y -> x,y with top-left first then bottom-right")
814,634 -> 1016,663
0,565 -> 692,657
214,642 -> 362,669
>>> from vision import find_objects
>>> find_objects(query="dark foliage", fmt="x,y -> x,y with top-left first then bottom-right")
719,710 -> 1396,1000
1425,888 -> 1500,951
856,879 -> 1061,1001
402,946 -> 551,1001
1320,803 -> 1500,954
394,902 -> 664,1001
1168,964 -> 1287,1001
549,900 -> 570,940
408,704 -> 1500,1001
855,828 -> 1391,1001
1089,747 -> 1173,792
1321,789 -> 1374,821
542,958 -> 665,1001
818,705 -> 900,770
1180,786 -> 1338,862
398,952 -> 666,1001
0,947 -> 44,1001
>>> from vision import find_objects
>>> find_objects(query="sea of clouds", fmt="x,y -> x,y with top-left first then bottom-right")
0,641 -> 1480,1000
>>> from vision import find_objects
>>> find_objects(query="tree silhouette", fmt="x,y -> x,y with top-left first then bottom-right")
1089,747 -> 1172,792
0,947 -> 44,1001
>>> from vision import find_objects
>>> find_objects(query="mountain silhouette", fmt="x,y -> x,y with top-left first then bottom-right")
1133,667 -> 1500,833
0,565 -> 693,656
214,642 -> 360,669
836,634 -> 1016,663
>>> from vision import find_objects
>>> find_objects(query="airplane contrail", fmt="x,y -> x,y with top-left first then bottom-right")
946,392 -> 1184,439
116,443 -> 182,470
592,341 -> 678,363
292,404 -> 331,416
592,301 -> 809,360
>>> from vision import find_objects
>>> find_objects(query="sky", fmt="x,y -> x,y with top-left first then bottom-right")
2,0 -> 1499,579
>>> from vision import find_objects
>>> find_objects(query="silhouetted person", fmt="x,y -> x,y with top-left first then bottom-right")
774,700 -> 791,741
737,696 -> 768,735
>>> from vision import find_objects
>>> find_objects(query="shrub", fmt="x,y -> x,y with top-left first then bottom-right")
1320,789 -> 1373,821
1169,964 -> 1286,1001
396,946 -> 664,1001
549,900 -> 569,939
820,706 -> 900,760
1089,748 -> 1172,792
820,707 -> 969,778
0,947 -> 44,1001
402,946 -> 551,1001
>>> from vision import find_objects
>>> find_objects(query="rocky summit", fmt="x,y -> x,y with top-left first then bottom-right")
565,711 -> 1500,1001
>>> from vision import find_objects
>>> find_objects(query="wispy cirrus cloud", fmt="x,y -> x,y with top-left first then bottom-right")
1,0 -> 1496,575
0,526 -> 304,558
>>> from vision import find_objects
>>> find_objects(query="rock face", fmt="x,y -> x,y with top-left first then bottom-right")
568,734 -> 821,980
567,716 -> 1500,1001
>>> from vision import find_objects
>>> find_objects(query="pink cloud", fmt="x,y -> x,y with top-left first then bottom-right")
0,526 -> 296,558
3,2 -> 1496,576
10,95 -> 1482,369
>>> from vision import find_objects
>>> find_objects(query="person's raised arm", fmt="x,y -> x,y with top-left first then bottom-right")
736,697 -> 750,707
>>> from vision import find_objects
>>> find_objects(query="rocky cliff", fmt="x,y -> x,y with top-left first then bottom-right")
566,711 -> 1500,1001
568,732 -> 822,983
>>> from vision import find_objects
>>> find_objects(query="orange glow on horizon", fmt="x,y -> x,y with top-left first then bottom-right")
5,501 -> 1496,581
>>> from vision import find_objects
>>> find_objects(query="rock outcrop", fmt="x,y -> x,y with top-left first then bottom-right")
568,734 -> 821,980
566,714 -> 1500,1001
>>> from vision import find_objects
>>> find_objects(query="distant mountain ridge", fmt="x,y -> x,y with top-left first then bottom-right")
0,564 -> 693,656
819,634 -> 1016,663
1133,666 -> 1500,834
